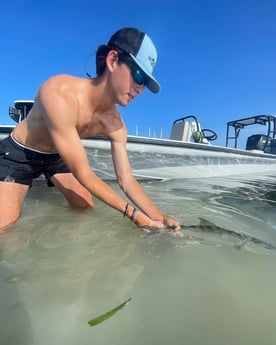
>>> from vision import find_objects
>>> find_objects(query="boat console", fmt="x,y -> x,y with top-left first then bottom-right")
170,115 -> 217,144
226,115 -> 276,154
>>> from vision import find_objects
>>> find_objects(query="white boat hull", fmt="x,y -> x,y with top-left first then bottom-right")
1,128 -> 276,180
83,135 -> 276,180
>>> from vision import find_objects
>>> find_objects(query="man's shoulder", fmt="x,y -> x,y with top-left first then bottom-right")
43,74 -> 83,87
39,74 -> 87,103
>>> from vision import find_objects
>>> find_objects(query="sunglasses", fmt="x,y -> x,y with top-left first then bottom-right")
119,53 -> 149,86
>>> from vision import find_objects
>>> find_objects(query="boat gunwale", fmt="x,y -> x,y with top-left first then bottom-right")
83,134 -> 276,160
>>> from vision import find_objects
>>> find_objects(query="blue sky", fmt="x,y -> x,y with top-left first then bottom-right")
1,0 -> 275,146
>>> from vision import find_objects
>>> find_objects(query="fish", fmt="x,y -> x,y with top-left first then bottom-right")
180,218 -> 276,251
144,218 -> 276,251
88,297 -> 132,327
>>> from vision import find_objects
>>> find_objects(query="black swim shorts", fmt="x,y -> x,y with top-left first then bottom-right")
0,134 -> 70,187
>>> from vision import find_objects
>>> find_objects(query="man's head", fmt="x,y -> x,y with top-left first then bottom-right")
96,27 -> 160,93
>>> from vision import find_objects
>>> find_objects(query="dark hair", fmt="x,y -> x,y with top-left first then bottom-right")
95,44 -> 126,76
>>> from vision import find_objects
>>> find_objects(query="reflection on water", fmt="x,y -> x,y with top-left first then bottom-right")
1,173 -> 276,345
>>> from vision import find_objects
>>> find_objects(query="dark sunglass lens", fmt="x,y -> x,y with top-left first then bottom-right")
133,69 -> 147,85
120,54 -> 147,86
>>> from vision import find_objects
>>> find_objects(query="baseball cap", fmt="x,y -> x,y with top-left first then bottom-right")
108,27 -> 160,93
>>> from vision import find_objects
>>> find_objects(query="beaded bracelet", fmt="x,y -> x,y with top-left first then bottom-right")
130,208 -> 137,222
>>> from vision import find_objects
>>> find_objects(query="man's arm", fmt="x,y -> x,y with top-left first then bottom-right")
110,128 -> 181,233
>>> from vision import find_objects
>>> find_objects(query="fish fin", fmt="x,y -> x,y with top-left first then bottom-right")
198,218 -> 216,227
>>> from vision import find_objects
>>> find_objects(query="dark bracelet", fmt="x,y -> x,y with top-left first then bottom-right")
124,203 -> 129,217
130,208 -> 137,222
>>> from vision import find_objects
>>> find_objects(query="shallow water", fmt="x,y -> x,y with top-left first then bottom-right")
1,173 -> 276,345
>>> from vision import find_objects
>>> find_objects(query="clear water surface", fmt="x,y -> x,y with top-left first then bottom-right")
1,173 -> 276,345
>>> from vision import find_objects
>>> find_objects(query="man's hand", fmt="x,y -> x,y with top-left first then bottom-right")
134,210 -> 164,234
134,211 -> 183,237
163,215 -> 183,237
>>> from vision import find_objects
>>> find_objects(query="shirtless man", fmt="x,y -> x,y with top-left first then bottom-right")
0,27 -> 181,235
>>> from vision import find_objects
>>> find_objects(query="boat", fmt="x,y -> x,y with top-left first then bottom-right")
1,100 -> 276,180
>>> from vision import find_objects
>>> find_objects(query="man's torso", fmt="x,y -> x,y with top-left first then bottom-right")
12,74 -> 125,153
